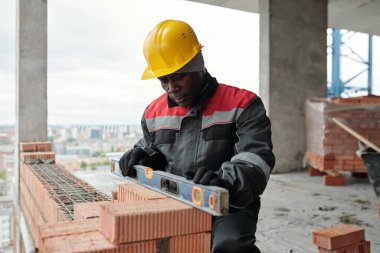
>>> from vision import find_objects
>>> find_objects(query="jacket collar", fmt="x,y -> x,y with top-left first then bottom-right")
167,70 -> 219,108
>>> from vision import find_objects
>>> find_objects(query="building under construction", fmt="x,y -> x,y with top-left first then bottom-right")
7,0 -> 380,252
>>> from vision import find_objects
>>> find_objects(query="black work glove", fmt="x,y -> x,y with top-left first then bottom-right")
186,167 -> 233,191
119,148 -> 167,177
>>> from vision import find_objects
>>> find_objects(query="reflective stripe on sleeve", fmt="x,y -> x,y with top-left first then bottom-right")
231,152 -> 271,182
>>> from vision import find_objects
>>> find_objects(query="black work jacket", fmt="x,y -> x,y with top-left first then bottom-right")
135,72 -> 275,208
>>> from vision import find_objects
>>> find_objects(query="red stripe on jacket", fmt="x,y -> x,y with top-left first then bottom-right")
202,84 -> 256,116
144,93 -> 189,119
144,84 -> 257,119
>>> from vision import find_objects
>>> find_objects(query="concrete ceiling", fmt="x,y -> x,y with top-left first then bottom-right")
187,0 -> 380,36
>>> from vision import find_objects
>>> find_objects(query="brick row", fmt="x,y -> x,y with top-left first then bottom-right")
100,198 -> 212,244
20,152 -> 55,162
41,231 -> 211,253
38,219 -> 100,252
20,141 -> 52,152
38,219 -> 210,253
20,162 -> 68,224
117,182 -> 168,203
169,232 -> 211,253
329,95 -> 380,104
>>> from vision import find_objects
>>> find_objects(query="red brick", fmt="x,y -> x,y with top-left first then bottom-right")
73,201 -> 110,220
318,240 -> 370,253
100,198 -> 212,244
41,230 -> 155,253
323,160 -> 337,170
41,229 -> 210,253
38,219 -> 100,251
39,219 -> 100,238
170,233 -> 211,253
312,224 -> 365,249
20,142 -> 37,152
309,167 -> 326,176
323,175 -> 346,186
21,152 -> 55,162
36,142 -> 52,152
360,95 -> 380,103
117,182 -> 167,202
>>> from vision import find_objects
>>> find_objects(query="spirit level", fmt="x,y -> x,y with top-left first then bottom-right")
110,159 -> 229,216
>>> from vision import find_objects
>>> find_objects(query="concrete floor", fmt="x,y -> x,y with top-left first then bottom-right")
256,171 -> 380,253
74,170 -> 380,253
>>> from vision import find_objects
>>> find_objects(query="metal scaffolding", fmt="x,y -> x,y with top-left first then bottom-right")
27,162 -> 110,220
328,28 -> 374,97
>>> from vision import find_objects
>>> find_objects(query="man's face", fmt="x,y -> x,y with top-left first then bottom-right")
158,71 -> 205,108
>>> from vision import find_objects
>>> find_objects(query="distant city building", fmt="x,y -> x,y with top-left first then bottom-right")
0,180 -> 5,195
65,146 -> 91,157
70,127 -> 79,139
90,128 -> 102,140
0,199 -> 13,250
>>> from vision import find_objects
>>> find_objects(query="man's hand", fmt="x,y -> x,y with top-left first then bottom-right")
190,167 -> 233,191
119,148 -> 148,177
119,148 -> 168,177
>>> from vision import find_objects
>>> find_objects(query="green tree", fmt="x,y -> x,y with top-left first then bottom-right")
0,170 -> 6,180
80,161 -> 87,169
92,151 -> 102,157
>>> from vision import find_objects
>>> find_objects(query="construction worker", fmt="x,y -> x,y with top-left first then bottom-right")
119,19 -> 275,253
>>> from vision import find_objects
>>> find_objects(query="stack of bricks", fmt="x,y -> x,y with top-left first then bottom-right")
38,181 -> 212,252
312,224 -> 370,253
19,142 -> 110,249
19,142 -> 66,245
305,96 -> 380,185
20,141 -> 212,252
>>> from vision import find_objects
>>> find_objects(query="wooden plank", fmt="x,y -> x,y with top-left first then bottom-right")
332,117 -> 380,154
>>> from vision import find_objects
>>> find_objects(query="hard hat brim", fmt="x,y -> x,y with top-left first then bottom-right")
141,67 -> 155,80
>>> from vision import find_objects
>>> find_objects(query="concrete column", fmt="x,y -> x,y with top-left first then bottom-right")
16,0 -> 48,142
15,0 -> 47,251
259,0 -> 327,173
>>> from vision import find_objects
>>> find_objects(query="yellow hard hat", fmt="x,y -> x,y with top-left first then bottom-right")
141,19 -> 203,80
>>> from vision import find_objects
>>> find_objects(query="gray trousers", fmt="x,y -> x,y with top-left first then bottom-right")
211,197 -> 261,253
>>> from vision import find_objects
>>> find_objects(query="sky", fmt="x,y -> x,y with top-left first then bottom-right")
0,0 -> 379,125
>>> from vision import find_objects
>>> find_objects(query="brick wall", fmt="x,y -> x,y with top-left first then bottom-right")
305,96 -> 380,173
19,142 -> 109,247
20,142 -> 212,252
